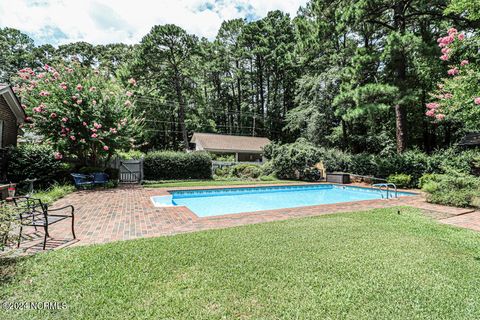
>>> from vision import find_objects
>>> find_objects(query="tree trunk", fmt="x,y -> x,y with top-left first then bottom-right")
393,1 -> 408,153
173,70 -> 189,150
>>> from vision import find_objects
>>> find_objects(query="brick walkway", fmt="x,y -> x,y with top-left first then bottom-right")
10,183 -> 477,253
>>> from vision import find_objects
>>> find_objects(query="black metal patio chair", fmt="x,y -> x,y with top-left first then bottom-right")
13,197 -> 75,250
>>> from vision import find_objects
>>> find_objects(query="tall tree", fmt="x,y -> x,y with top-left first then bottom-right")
136,24 -> 198,149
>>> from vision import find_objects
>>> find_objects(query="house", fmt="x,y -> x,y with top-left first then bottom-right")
190,133 -> 270,162
0,84 -> 26,182
458,132 -> 480,148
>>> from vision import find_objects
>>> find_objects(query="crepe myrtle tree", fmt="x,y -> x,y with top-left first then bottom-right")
14,62 -> 142,166
425,28 -> 480,131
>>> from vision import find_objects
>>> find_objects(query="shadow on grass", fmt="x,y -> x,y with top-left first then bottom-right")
0,255 -> 28,287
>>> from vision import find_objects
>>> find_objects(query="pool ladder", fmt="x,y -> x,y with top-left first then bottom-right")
372,183 -> 398,199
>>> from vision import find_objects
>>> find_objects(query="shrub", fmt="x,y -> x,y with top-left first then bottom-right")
117,150 -> 145,160
7,144 -> 63,187
422,171 -> 480,208
387,174 -> 412,188
144,151 -> 212,180
418,173 -> 439,189
230,164 -> 262,179
0,202 -> 17,251
259,175 -> 277,181
265,139 -> 350,180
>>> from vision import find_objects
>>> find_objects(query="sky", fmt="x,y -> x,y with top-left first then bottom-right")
0,0 -> 308,46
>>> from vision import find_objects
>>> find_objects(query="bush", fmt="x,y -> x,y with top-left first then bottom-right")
387,174 -> 412,188
144,151 -> 212,180
117,150 -> 145,160
421,171 -> 480,208
230,164 -> 262,179
7,144 -> 63,187
32,184 -> 76,205
418,173 -> 439,189
0,202 -> 17,251
265,139 -> 350,180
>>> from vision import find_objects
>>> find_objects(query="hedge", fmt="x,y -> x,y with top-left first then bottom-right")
264,140 -> 480,185
7,144 -> 65,187
143,151 -> 212,180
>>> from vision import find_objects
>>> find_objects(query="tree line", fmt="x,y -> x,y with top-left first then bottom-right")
1,0 -> 478,154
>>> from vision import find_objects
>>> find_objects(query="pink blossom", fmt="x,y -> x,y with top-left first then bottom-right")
63,100 -> 68,104
70,135 -> 76,141
54,152 -> 63,160
458,33 -> 465,41
53,72 -> 60,78
61,117 -> 68,123
91,128 -> 97,133
76,84 -> 83,91
425,109 -> 435,117
50,112 -> 57,119
460,60 -> 469,66
94,122 -> 102,129
441,47 -> 451,54
25,116 -> 31,122
83,122 -> 88,126
66,67 -> 74,73
128,78 -> 137,86
61,133 -> 67,137
65,127 -> 70,132
76,99 -> 83,105
435,114 -> 445,120
59,83 -> 67,90
103,146 -> 109,151
126,91 -> 133,97
36,73 -> 45,79
447,27 -> 457,35
426,102 -> 439,110
80,139 -> 86,143
21,104 -> 27,109
444,93 -> 453,99
91,133 -> 98,138
447,68 -> 459,76
44,64 -> 50,70
89,86 -> 96,92
440,55 -> 449,61
124,100 -> 132,107
474,97 -> 480,105
109,128 -> 117,134
39,90 -> 50,96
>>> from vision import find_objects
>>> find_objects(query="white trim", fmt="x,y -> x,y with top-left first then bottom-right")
0,86 -> 25,124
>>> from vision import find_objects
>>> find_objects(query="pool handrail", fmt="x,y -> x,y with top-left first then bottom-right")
372,183 -> 398,199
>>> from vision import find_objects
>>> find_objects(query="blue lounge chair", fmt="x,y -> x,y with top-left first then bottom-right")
92,172 -> 109,187
71,173 -> 94,189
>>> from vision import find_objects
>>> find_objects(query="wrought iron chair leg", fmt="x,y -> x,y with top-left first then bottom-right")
71,216 -> 76,239
17,226 -> 23,248
43,226 -> 48,250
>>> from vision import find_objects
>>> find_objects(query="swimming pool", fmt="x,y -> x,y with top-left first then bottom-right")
151,184 -> 415,217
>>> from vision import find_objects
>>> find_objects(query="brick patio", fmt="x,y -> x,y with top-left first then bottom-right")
10,183 -> 478,253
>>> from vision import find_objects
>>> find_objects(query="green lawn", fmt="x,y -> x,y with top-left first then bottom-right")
143,178 -> 300,188
2,207 -> 480,319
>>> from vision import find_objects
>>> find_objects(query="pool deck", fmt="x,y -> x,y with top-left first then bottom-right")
10,183 -> 479,253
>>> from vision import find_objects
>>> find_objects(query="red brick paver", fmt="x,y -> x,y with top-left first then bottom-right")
441,211 -> 480,231
11,183 -> 477,253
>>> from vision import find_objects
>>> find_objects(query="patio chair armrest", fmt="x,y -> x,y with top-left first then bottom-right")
46,205 -> 75,217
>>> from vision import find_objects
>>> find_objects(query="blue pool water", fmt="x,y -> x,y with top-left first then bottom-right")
152,184 -> 415,217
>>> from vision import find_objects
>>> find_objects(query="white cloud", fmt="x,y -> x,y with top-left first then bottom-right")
0,0 -> 308,45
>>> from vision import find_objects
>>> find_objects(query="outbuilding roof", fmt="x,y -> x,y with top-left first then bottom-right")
191,133 -> 270,153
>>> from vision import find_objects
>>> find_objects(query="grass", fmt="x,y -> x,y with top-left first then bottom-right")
143,178 -> 300,188
31,184 -> 75,205
2,207 -> 480,319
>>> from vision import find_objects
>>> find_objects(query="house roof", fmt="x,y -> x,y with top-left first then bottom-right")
191,133 -> 271,153
0,84 -> 26,123
458,132 -> 480,146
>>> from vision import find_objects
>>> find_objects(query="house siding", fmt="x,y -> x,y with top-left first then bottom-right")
0,95 -> 18,147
